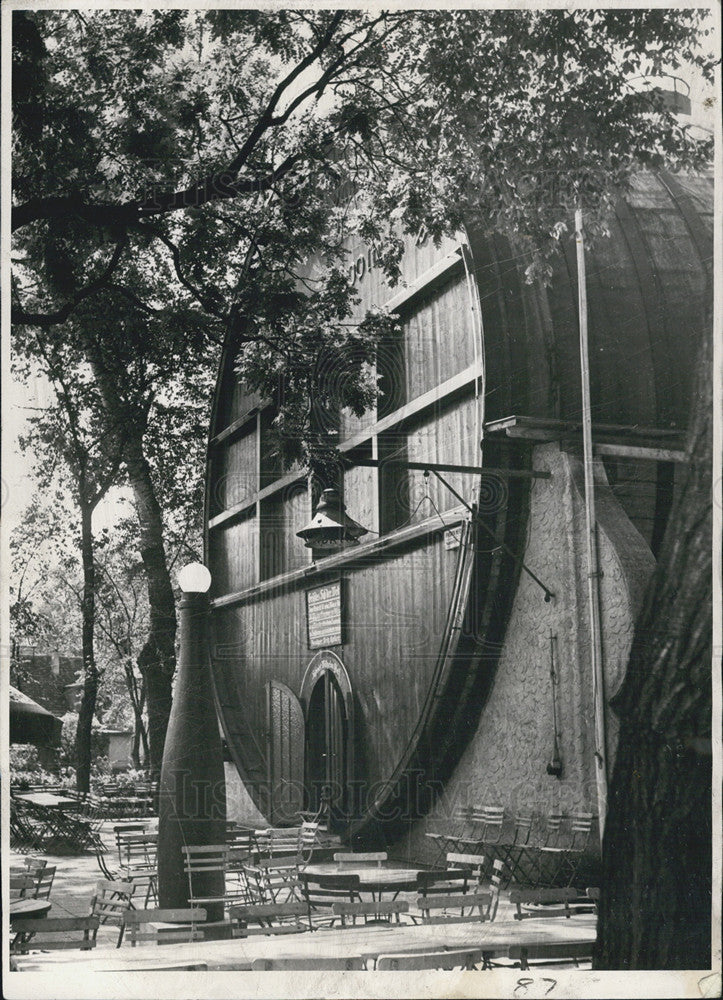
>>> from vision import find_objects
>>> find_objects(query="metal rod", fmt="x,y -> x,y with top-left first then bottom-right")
575,206 -> 608,844
547,633 -> 562,777
431,469 -> 555,603
349,457 -> 550,479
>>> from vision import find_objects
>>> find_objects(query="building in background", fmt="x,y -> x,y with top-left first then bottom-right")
204,170 -> 712,872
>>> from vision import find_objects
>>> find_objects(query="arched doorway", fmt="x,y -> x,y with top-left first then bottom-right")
301,651 -> 354,831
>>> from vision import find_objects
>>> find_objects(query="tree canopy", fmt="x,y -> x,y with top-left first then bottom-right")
10,4 -> 714,826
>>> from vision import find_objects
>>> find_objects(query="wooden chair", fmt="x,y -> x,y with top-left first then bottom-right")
586,886 -> 600,913
11,916 -> 99,955
115,830 -> 158,906
246,856 -> 300,904
20,857 -> 48,874
89,879 -> 135,947
416,867 -> 475,899
424,805 -> 475,866
251,956 -> 366,971
488,858 -> 506,921
256,827 -> 302,858
496,811 -> 534,885
416,891 -> 492,925
32,865 -> 56,900
299,872 -> 362,927
457,805 -> 505,856
331,899 -> 409,927
298,821 -> 321,863
510,886 -> 579,920
182,844 -> 247,913
10,874 -> 35,900
229,901 -> 311,936
9,800 -> 47,852
122,907 -> 208,946
510,812 -> 565,887
538,812 -> 596,886
376,948 -> 484,971
447,852 -> 486,882
333,851 -> 387,868
508,940 -> 593,970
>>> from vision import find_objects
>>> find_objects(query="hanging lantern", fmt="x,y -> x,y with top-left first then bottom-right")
296,488 -> 369,551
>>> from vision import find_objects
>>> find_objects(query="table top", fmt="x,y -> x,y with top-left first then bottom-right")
12,914 -> 596,972
303,863 -> 422,890
9,899 -> 52,921
13,791 -> 78,809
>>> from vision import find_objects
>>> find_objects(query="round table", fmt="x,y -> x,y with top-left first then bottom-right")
9,898 -> 52,921
303,863 -> 422,901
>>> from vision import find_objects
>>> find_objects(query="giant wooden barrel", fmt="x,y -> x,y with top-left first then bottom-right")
205,170 -> 712,845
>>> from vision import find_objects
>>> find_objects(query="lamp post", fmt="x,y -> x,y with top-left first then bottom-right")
157,562 -> 226,922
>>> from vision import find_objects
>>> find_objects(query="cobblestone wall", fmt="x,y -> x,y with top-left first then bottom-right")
394,442 -> 655,865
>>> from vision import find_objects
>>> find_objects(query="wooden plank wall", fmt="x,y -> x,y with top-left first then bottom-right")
211,530 -> 459,807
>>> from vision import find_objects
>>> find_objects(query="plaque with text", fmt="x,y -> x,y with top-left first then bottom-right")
306,581 -> 342,649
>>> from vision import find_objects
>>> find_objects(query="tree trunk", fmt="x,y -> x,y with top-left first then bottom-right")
123,435 -> 176,780
75,502 -> 98,794
594,318 -> 712,968
125,663 -> 149,769
84,345 -> 177,780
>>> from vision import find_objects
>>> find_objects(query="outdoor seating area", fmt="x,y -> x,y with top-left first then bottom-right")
9,820 -> 599,973
10,778 -> 160,857
426,807 -> 599,888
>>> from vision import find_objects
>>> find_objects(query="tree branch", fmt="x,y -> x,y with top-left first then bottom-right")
12,238 -> 127,327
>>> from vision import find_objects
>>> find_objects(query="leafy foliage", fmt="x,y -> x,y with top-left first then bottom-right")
10,7 -> 714,777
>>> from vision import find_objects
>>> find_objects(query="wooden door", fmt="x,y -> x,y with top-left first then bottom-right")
266,681 -> 305,824
305,670 -> 349,829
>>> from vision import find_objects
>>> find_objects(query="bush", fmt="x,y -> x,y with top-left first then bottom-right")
9,746 -> 76,789
58,711 -> 109,769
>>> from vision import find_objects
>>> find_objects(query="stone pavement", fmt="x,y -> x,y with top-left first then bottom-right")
10,819 -> 520,953
10,817 -> 160,948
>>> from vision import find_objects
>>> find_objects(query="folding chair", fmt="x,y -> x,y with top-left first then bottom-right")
122,907 -> 208,946
299,872 -> 362,927
11,916 -> 99,955
446,852 -> 486,883
251,856 -> 301,904
496,811 -> 534,885
538,813 -> 596,887
89,879 -> 135,947
256,827 -> 302,858
415,891 -> 492,925
424,805 -> 474,866
182,844 -> 247,916
229,901 -> 311,936
9,805 -> 45,852
32,865 -> 56,900
10,874 -> 35,900
298,821 -> 321,864
331,899 -> 410,926
333,852 -> 387,867
508,940 -> 593,970
511,813 -> 565,887
19,857 -> 48,874
457,805 -> 505,860
376,948 -> 484,971
115,830 -> 158,906
416,867 -> 475,900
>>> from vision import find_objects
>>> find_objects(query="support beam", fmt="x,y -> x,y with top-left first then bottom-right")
592,443 -> 687,463
348,457 -> 550,479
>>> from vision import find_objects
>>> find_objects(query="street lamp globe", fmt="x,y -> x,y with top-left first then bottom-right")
178,562 -> 212,593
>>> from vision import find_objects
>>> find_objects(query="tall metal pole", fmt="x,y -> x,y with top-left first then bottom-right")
575,207 -> 608,845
